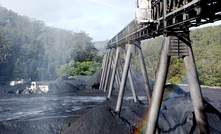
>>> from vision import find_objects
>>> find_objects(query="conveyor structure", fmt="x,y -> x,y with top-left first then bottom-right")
100,0 -> 221,134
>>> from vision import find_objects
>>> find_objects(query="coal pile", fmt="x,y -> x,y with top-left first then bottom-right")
62,103 -> 132,134
158,84 -> 221,133
49,76 -> 80,93
0,83 -> 30,94
86,69 -> 102,89
48,68 -> 154,94
61,96 -> 146,134
0,69 -> 221,134
61,84 -> 221,134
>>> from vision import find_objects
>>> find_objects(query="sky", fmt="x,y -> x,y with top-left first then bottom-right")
0,0 -> 221,41
0,0 -> 136,41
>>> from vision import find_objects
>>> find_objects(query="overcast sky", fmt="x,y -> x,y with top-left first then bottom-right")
1,0 -> 221,41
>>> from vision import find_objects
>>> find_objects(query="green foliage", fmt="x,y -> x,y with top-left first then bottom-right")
130,25 -> 221,86
130,37 -> 163,80
167,57 -> 185,83
190,26 -> 221,86
0,6 -> 101,82
169,77 -> 181,84
1,5 -> 221,87
57,61 -> 102,77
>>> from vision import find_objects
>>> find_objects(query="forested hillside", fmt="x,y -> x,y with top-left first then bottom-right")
1,5 -> 220,87
93,40 -> 108,53
131,25 -> 221,86
0,6 -> 102,83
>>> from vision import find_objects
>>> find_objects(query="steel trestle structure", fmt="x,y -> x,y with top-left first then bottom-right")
99,0 -> 221,133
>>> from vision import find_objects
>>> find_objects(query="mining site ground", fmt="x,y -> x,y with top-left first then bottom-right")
0,70 -> 220,134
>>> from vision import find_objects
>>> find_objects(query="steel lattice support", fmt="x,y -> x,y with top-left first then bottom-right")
111,53 -> 120,88
123,49 -> 138,103
108,46 -> 137,102
115,43 -> 152,113
145,31 -> 209,134
99,50 -> 108,90
99,49 -> 110,90
115,44 -> 133,113
103,48 -> 114,92
136,42 -> 152,103
108,47 -> 121,98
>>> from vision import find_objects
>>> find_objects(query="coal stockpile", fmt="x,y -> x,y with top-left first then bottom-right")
61,84 -> 221,134
61,96 -> 146,134
0,83 -> 30,94
0,69 -> 221,134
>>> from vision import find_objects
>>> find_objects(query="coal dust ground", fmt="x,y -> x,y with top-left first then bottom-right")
0,85 -> 220,134
0,69 -> 221,134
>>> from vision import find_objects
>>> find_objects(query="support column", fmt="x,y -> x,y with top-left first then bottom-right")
102,50 -> 108,69
99,50 -> 108,90
111,59 -> 120,87
128,69 -> 138,102
108,47 -> 120,98
104,48 -> 114,92
122,47 -> 138,103
145,32 -> 209,134
145,36 -> 171,134
115,44 -> 133,113
99,49 -> 110,90
183,36 -> 210,134
116,66 -> 121,87
137,42 -> 152,103
118,57 -> 123,77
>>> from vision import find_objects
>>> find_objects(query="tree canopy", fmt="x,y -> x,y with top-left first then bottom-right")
1,5 -> 221,87
0,6 -> 102,83
131,25 -> 221,86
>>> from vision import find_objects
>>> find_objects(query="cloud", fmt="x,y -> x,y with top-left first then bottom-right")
0,0 -> 136,41
1,0 -> 221,42
90,0 -> 130,12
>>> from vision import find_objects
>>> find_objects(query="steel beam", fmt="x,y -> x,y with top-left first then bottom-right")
118,57 -> 123,77
102,50 -> 107,69
108,47 -> 120,98
116,65 -> 121,87
115,44 -> 133,113
128,68 -> 138,102
137,42 -> 152,103
145,36 -> 171,134
145,32 -> 209,134
182,34 -> 210,134
99,49 -> 110,90
99,50 -> 108,90
111,59 -> 120,87
104,48 -> 114,92
122,47 -> 138,103
107,1 -> 221,48
112,53 -> 120,87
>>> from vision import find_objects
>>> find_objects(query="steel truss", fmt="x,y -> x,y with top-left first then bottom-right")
107,0 -> 221,48
100,0 -> 221,134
